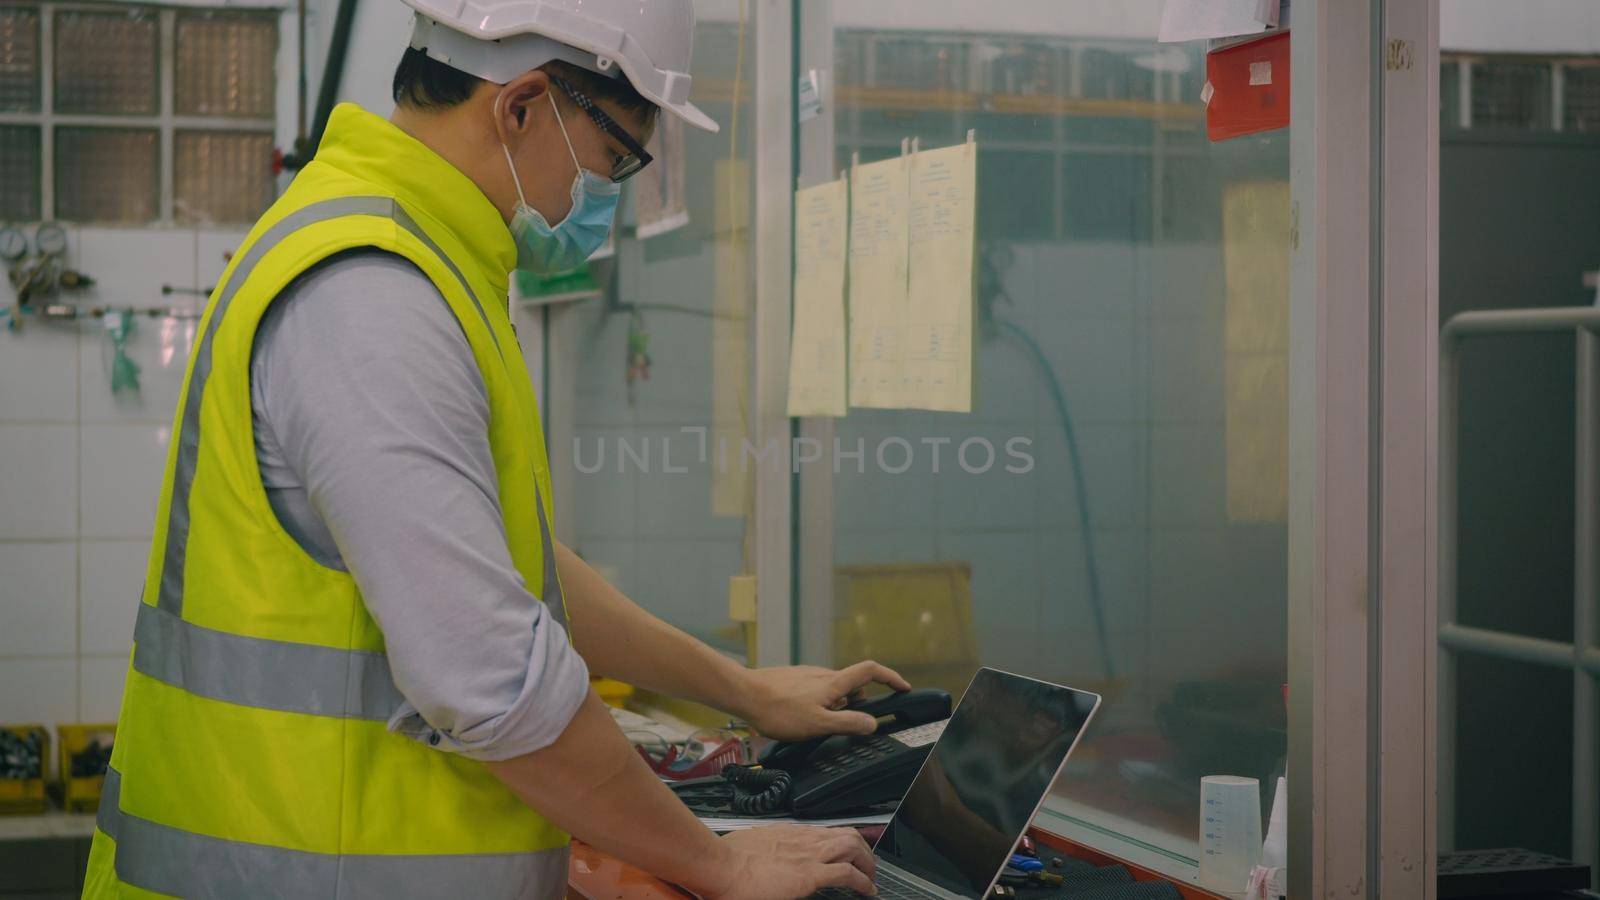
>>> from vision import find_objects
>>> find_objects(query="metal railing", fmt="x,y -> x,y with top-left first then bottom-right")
1440,307 -> 1600,887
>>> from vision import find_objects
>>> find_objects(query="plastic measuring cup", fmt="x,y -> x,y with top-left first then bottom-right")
1200,774 -> 1263,892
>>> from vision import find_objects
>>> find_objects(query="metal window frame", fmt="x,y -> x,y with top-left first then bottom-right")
752,0 -> 795,666
1439,307 -> 1600,889
794,0 -> 836,668
0,1 -> 278,227
1289,0 -> 1438,896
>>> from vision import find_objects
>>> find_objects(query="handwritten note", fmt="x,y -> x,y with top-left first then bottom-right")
847,155 -> 911,408
903,141 -> 976,412
787,179 -> 850,417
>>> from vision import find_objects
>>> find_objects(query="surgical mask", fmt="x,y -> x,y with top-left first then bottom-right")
499,90 -> 622,275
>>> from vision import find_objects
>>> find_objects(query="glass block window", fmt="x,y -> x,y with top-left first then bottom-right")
55,127 -> 158,223
54,8 -> 158,115
0,4 -> 279,225
0,124 -> 41,220
0,6 -> 40,112
1563,65 -> 1600,134
1471,61 -> 1552,131
175,131 -> 272,223
176,11 -> 278,118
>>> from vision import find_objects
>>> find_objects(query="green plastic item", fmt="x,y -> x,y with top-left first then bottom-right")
104,310 -> 142,397
513,264 -> 601,304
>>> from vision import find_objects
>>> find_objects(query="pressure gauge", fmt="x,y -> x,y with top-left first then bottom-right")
0,227 -> 25,262
35,222 -> 68,257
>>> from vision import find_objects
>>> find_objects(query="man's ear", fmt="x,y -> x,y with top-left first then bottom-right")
493,70 -> 553,146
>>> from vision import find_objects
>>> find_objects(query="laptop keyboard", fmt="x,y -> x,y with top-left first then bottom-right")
813,866 -> 939,899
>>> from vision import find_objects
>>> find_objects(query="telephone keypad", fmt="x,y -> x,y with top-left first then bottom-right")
807,719 -> 950,777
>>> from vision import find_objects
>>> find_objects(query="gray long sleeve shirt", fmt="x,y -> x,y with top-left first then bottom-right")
249,248 -> 588,762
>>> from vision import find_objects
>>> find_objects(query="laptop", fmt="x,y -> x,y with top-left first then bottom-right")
817,668 -> 1101,900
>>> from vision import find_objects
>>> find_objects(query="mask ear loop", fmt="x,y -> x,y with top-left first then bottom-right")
495,89 -> 530,207
546,90 -> 584,178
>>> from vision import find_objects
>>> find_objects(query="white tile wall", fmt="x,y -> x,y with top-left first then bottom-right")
78,655 -> 129,724
0,425 -> 78,540
972,338 -> 1040,426
1149,424 -> 1225,526
0,321 -> 78,423
1034,424 -> 1142,530
80,424 -> 170,539
1031,314 -> 1140,425
634,539 -> 727,633
74,229 -> 200,310
635,429 -> 745,542
195,230 -> 250,291
79,541 -> 148,657
1034,243 -> 1140,319
0,543 -> 76,658
0,227 -> 216,729
0,658 -> 77,725
933,428 -> 1045,532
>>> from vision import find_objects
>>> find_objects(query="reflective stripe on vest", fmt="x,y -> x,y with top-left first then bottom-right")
133,601 -> 403,720
97,767 -> 568,898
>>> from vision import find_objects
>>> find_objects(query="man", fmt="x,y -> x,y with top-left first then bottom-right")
83,1 -> 903,897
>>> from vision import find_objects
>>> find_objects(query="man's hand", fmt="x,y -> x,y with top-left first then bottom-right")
696,825 -> 877,899
734,661 -> 911,742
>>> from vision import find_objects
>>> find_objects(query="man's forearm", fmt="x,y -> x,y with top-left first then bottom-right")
487,689 -> 740,896
555,541 -> 755,718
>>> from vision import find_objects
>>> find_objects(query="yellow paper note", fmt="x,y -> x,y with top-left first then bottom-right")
903,142 -> 977,412
848,155 -> 911,408
787,178 -> 850,417
1222,179 -> 1290,523
712,157 -> 751,518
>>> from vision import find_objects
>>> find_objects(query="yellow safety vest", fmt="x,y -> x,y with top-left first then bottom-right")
83,104 -> 573,899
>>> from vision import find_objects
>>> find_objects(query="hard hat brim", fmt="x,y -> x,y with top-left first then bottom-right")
661,98 -> 719,133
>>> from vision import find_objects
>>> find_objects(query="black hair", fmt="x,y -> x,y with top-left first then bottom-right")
392,45 -> 657,120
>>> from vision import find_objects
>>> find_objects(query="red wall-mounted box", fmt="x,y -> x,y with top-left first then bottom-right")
1205,30 -> 1290,142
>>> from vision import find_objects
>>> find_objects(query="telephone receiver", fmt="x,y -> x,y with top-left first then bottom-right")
758,688 -> 952,819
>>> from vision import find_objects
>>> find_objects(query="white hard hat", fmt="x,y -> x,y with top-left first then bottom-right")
402,0 -> 720,132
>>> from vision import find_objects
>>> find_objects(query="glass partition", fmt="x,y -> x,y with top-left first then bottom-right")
797,4 -> 1290,866
560,0 -> 758,660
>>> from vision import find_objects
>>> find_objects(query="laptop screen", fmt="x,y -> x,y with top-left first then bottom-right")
874,669 -> 1100,898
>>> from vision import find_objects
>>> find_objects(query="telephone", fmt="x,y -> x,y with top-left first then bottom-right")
671,689 -> 952,819
762,687 -> 952,818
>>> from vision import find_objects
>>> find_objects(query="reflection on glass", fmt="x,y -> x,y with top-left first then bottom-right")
809,6 -> 1290,860
880,669 -> 1099,896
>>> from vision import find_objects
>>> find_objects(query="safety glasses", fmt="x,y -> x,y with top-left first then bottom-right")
550,75 -> 654,183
